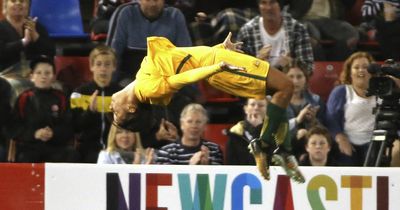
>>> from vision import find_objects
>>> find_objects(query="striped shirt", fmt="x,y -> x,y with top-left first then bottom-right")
155,139 -> 223,165
362,0 -> 400,17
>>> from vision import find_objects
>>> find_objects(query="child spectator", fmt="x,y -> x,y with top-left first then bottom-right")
10,55 -> 78,162
97,124 -> 154,164
70,45 -> 122,163
299,125 -> 337,166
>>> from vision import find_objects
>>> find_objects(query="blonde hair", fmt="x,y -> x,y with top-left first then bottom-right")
339,51 -> 375,85
106,124 -> 144,153
89,45 -> 117,67
180,103 -> 208,123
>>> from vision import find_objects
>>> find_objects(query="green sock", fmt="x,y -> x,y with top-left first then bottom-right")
259,103 -> 286,146
275,121 -> 292,152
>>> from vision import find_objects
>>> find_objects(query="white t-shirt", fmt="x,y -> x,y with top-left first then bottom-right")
344,85 -> 376,145
258,17 -> 288,66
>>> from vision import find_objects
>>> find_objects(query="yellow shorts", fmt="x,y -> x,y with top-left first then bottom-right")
206,48 -> 269,99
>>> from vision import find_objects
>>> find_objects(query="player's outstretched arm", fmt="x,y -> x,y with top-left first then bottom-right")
167,62 -> 244,90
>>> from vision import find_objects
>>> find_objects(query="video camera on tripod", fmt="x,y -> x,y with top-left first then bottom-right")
364,59 -> 400,166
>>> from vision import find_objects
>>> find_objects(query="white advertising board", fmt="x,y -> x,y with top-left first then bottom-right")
45,164 -> 400,210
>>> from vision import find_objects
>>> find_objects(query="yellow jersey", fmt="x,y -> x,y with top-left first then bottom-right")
134,37 -> 270,105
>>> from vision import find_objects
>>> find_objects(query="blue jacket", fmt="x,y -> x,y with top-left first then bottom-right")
326,85 -> 347,138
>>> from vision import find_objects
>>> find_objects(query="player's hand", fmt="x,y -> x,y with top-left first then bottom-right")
223,32 -> 244,53
219,61 -> 245,72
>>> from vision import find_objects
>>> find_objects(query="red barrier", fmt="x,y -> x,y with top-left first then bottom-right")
0,163 -> 45,210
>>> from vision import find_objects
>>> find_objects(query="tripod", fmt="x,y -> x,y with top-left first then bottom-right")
363,100 -> 399,167
363,130 -> 397,166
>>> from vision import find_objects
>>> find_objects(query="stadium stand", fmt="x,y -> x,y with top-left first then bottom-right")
309,61 -> 343,102
198,80 -> 243,124
54,56 -> 92,94
203,123 -> 233,163
29,0 -> 88,39
198,80 -> 240,103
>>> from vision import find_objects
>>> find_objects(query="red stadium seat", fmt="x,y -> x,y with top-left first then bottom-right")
54,56 -> 92,92
198,80 -> 240,103
90,32 -> 108,42
203,123 -> 233,163
345,0 -> 365,26
309,61 -> 344,102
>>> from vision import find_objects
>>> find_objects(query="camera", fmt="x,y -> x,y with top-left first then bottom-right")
366,59 -> 400,99
364,59 -> 400,166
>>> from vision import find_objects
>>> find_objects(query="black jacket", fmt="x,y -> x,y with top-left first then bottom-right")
0,20 -> 55,71
70,81 -> 121,151
10,87 -> 73,147
299,153 -> 338,166
226,121 -> 262,165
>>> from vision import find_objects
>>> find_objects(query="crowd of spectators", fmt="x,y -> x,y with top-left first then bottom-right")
0,0 -> 399,167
